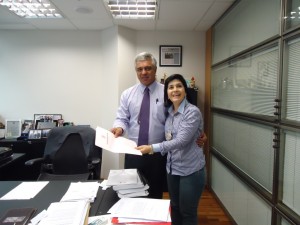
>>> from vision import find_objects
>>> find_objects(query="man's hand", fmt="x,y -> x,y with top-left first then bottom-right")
110,127 -> 123,138
196,132 -> 207,148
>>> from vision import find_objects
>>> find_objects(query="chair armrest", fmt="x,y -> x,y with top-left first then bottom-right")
91,158 -> 101,165
25,157 -> 44,166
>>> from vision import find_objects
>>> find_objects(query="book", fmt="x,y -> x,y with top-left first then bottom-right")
95,126 -> 141,155
0,207 -> 36,225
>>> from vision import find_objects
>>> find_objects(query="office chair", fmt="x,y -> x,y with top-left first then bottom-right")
25,126 -> 102,181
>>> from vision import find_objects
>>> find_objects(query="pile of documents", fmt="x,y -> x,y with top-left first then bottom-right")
31,182 -> 100,225
38,200 -> 90,225
107,169 -> 149,198
108,197 -> 171,224
60,182 -> 100,202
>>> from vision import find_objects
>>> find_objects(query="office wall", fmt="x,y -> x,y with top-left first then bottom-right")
136,31 -> 206,113
0,27 -> 205,178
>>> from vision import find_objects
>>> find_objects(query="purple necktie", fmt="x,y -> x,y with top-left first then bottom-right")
138,87 -> 150,146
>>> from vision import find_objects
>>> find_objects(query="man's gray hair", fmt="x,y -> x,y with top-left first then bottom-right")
134,52 -> 157,68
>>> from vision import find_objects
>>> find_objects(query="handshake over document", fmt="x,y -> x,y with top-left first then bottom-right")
95,126 -> 142,156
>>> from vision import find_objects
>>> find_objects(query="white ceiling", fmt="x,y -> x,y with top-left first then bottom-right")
0,0 -> 235,31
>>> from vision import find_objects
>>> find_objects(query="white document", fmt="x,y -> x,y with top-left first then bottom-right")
95,126 -> 141,155
38,200 -> 90,225
106,169 -> 139,186
0,181 -> 49,200
108,198 -> 170,222
117,184 -> 149,195
111,169 -> 147,191
60,182 -> 100,203
117,190 -> 149,198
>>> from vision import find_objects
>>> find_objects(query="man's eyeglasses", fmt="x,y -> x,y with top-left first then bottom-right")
136,66 -> 152,73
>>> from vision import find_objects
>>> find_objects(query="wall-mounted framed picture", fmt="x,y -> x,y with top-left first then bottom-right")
159,45 -> 182,67
5,119 -> 22,139
28,129 -> 42,140
34,114 -> 62,129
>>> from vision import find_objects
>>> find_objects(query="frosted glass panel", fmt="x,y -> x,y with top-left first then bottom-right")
285,0 -> 300,30
282,131 -> 300,215
211,156 -> 272,225
211,46 -> 278,116
212,113 -> 274,192
213,0 -> 280,64
281,217 -> 293,225
285,37 -> 300,122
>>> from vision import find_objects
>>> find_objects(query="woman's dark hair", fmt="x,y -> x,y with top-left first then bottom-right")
164,74 -> 191,107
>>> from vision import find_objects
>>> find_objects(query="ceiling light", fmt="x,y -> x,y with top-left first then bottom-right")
0,0 -> 63,18
105,0 -> 158,19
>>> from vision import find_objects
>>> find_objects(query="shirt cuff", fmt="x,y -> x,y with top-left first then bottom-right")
152,143 -> 160,153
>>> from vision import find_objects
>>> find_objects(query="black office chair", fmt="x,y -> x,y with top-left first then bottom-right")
25,126 -> 102,181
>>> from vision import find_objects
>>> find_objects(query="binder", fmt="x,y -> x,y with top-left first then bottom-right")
0,207 -> 36,225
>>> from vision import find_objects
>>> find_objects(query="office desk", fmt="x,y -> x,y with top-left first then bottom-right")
0,181 -> 119,218
0,139 -> 46,180
0,154 -> 26,180
0,153 -> 25,169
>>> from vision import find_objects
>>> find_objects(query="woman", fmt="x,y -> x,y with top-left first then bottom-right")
136,74 -> 206,225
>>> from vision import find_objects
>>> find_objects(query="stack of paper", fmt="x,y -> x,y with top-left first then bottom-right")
107,169 -> 149,198
38,200 -> 90,225
29,182 -> 99,225
60,182 -> 100,202
108,198 -> 171,224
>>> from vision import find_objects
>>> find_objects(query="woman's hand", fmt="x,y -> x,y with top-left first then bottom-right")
136,145 -> 153,155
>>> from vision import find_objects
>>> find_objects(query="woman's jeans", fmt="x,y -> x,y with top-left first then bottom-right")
167,167 -> 206,225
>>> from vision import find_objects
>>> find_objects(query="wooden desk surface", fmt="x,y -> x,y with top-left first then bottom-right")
0,180 -> 119,218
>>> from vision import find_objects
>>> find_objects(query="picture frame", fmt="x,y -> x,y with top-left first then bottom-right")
21,120 -> 33,134
41,129 -> 51,138
28,129 -> 42,140
5,119 -> 22,139
159,45 -> 182,67
34,114 -> 62,129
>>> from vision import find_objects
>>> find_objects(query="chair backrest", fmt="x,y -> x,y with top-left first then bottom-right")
42,126 -> 100,176
52,133 -> 88,174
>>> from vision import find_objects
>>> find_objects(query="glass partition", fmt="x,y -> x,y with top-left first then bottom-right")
282,36 -> 300,122
282,130 -> 300,215
212,113 -> 274,192
285,0 -> 300,31
213,0 -> 280,64
211,45 -> 279,116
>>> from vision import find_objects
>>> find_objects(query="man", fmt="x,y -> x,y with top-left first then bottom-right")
111,52 -> 206,199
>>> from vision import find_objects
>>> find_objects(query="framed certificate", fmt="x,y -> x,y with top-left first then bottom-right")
5,119 -> 22,139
